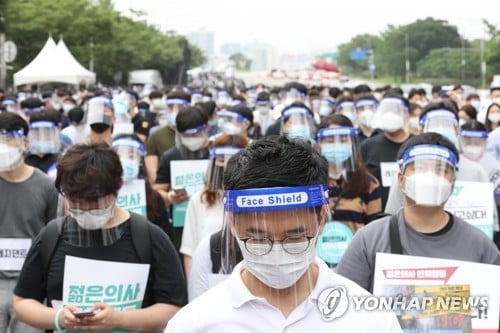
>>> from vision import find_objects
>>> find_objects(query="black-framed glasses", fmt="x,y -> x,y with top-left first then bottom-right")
239,236 -> 314,256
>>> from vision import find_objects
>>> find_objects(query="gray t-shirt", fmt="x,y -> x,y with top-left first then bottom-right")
0,168 -> 58,278
336,208 -> 500,292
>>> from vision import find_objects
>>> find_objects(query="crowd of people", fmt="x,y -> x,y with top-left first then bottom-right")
0,78 -> 499,332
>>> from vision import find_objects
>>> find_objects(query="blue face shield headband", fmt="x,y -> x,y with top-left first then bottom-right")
317,126 -> 358,140
398,144 -> 459,172
111,138 -> 146,156
460,130 -> 488,139
224,184 -> 329,213
210,146 -> 242,158
419,109 -> 458,127
181,124 -> 207,135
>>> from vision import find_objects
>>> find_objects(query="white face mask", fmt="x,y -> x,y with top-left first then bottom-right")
488,113 -> 500,123
257,106 -> 270,114
223,122 -> 242,135
408,116 -> 420,129
237,237 -> 316,289
152,99 -> 165,109
458,118 -> 466,127
492,98 -> 500,105
463,145 -> 484,161
403,172 -> 453,207
0,143 -> 23,172
70,203 -> 114,230
378,113 -> 405,133
471,100 -> 481,111
358,110 -> 374,127
180,136 -> 206,151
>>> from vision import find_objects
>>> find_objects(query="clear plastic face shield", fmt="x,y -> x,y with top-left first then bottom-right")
421,110 -> 461,150
255,100 -> 271,114
311,98 -> 322,115
372,97 -> 409,133
281,107 -> 316,142
176,124 -> 209,154
355,99 -> 378,128
0,129 -> 25,172
215,110 -> 250,136
317,127 -> 359,179
336,101 -> 357,124
2,100 -> 17,113
191,93 -> 203,105
319,99 -> 335,117
28,121 -> 61,154
221,184 -> 329,292
398,144 -> 458,207
161,99 -> 188,127
111,138 -> 146,183
62,193 -> 123,247
284,88 -> 305,106
216,91 -> 232,108
206,146 -> 242,193
460,130 -> 488,161
86,97 -> 114,127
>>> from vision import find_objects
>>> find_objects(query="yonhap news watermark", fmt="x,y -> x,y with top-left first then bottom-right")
317,286 -> 489,322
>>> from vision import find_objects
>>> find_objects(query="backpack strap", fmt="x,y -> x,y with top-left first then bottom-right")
389,214 -> 403,255
40,217 -> 65,291
210,230 -> 223,274
129,212 -> 152,264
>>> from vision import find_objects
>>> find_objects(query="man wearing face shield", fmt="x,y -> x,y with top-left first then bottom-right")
360,94 -> 412,209
145,91 -> 190,183
385,102 -> 489,216
155,106 -> 210,250
14,143 -> 187,332
0,112 -> 58,333
24,110 -> 62,173
213,105 -> 253,140
264,82 -> 308,136
280,103 -> 316,143
337,133 -> 500,293
252,92 -> 274,136
166,136 -> 401,332
181,135 -> 248,278
335,97 -> 357,125
354,93 -> 380,142
86,96 -> 115,145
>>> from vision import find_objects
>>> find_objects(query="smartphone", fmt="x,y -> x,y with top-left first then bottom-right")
173,187 -> 187,196
73,310 -> 99,318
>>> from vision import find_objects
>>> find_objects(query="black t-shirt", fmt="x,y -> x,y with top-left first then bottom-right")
24,153 -> 58,173
360,132 -> 412,209
265,119 -> 281,136
132,113 -> 151,137
14,218 -> 187,308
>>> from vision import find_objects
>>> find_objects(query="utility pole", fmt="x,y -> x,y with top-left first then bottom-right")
405,32 -> 410,83
89,37 -> 94,72
0,33 -> 6,89
461,38 -> 466,82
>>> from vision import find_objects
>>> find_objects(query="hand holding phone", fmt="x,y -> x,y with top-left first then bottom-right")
73,309 -> 100,318
173,187 -> 187,196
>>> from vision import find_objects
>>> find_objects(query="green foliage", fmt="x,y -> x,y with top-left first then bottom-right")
416,48 -> 481,82
3,0 -> 205,85
229,53 -> 252,71
337,34 -> 380,75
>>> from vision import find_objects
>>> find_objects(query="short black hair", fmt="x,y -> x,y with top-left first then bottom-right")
229,104 -> 253,123
29,109 -> 59,125
256,91 -> 270,102
461,119 -> 486,131
408,88 -> 422,100
68,107 -> 85,123
0,112 -> 29,136
125,90 -> 139,102
459,104 -> 478,120
55,142 -> 123,199
20,97 -> 43,110
176,106 -> 208,133
224,135 -> 328,190
397,132 -> 459,164
167,90 -> 191,103
420,100 -> 458,121
284,81 -> 307,96
353,84 -> 372,95
197,101 -> 216,117
149,90 -> 163,99
432,85 -> 442,94
318,114 -> 353,130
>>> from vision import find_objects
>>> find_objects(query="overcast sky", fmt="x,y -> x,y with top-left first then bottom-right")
113,0 -> 500,54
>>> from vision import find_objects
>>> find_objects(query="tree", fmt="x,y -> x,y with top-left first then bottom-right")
337,34 -> 381,76
229,53 -> 251,71
416,48 -> 481,83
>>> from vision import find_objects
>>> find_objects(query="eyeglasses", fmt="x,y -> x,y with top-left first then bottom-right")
239,236 -> 314,256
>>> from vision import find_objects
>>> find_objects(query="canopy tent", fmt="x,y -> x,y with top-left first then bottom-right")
13,37 -> 96,87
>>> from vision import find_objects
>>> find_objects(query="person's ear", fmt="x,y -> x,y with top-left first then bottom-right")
22,137 -> 29,153
397,170 -> 405,189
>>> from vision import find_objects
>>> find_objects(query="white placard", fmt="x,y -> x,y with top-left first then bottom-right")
445,181 -> 495,239
170,159 -> 209,227
63,256 -> 150,311
117,179 -> 147,216
0,238 -> 31,271
380,162 -> 399,187
374,253 -> 500,331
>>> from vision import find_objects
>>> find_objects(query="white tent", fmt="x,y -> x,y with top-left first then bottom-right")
13,37 -> 96,86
